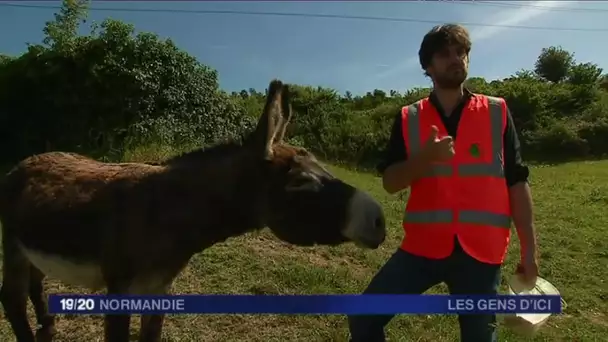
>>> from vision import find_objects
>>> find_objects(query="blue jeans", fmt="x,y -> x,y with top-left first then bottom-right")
348,238 -> 501,342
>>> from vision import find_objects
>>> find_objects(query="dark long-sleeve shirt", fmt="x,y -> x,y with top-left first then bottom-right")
376,89 -> 529,187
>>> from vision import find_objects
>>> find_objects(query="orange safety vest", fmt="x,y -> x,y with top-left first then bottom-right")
400,94 -> 512,265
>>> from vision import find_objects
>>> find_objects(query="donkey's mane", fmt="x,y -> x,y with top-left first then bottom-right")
153,133 -> 252,166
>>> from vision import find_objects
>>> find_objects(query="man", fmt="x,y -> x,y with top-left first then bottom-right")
347,24 -> 539,342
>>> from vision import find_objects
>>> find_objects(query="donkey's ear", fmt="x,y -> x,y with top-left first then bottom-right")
252,79 -> 284,159
274,83 -> 293,144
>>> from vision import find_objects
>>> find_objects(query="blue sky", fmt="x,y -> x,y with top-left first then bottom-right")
1,1 -> 607,95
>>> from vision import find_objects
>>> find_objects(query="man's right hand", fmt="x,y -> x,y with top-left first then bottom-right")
422,125 -> 455,162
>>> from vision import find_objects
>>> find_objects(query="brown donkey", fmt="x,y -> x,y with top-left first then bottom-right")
0,79 -> 387,342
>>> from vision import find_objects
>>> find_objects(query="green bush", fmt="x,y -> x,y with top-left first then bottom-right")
0,8 -> 254,164
578,119 -> 608,157
0,1 -> 607,167
523,120 -> 589,160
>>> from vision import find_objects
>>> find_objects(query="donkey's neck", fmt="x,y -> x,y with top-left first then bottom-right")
158,148 -> 269,252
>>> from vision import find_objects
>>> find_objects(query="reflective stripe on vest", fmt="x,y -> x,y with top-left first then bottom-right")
403,96 -> 511,229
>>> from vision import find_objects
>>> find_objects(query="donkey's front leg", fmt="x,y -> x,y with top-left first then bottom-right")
104,313 -> 131,342
104,280 -> 133,342
139,314 -> 165,342
135,279 -> 172,342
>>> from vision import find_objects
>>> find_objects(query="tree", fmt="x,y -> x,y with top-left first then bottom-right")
464,77 -> 487,91
514,69 -> 538,80
567,62 -> 603,86
372,89 -> 386,99
600,74 -> 608,92
42,0 -> 89,51
534,46 -> 575,83
0,54 -> 13,65
0,1 -> 254,163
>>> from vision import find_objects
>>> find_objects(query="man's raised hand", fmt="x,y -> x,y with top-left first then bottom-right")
422,125 -> 455,162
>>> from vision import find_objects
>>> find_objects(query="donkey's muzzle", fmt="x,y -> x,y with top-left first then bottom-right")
343,190 -> 386,249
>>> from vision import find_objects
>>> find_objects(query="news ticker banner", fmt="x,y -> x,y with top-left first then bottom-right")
48,294 -> 562,315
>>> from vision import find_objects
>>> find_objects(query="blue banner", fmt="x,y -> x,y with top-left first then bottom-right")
48,294 -> 562,315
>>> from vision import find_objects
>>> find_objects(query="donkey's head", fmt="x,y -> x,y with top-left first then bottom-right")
246,80 -> 386,249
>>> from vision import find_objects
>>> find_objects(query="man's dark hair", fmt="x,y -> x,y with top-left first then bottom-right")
418,24 -> 472,76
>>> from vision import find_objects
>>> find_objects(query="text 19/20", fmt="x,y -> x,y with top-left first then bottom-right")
59,298 -> 96,312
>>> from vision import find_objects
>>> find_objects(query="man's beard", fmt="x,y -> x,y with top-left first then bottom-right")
434,69 -> 467,89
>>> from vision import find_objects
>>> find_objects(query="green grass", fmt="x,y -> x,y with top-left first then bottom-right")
0,159 -> 607,341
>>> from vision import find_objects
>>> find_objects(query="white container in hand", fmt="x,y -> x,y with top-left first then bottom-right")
501,274 -> 564,336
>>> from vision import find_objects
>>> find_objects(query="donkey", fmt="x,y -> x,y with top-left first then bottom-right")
0,79 -> 387,342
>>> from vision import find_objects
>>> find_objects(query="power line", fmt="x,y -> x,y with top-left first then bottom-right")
1,2 -> 607,32
450,0 -> 608,13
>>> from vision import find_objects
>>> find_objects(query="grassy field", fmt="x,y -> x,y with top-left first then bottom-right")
0,158 -> 607,341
